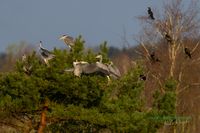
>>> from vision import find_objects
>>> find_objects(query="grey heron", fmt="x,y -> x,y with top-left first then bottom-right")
64,60 -> 121,81
147,7 -> 155,20
184,47 -> 191,59
106,61 -> 121,79
22,54 -> 32,74
22,54 -> 27,62
95,54 -> 121,79
63,61 -> 88,75
59,35 -> 75,49
39,41 -> 55,66
95,54 -> 103,63
72,61 -> 111,80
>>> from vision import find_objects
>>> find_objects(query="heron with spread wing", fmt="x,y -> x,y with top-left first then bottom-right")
95,54 -> 121,78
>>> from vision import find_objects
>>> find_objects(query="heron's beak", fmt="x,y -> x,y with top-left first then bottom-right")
59,36 -> 64,40
59,35 -> 66,40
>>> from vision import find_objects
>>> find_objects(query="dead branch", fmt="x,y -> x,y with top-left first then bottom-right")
151,73 -> 165,94
191,41 -> 200,54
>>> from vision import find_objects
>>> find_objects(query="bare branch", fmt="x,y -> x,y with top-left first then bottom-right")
151,73 -> 165,94
177,85 -> 189,94
191,41 -> 200,54
134,39 -> 151,61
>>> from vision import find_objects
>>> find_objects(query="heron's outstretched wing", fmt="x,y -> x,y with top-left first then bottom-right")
81,63 -> 109,75
108,65 -> 121,78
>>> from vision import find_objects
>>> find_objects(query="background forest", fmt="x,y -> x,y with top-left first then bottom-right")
0,0 -> 200,132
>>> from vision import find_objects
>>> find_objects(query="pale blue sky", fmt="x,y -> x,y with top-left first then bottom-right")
0,0 -> 164,52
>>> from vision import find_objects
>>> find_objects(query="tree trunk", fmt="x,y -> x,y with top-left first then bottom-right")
37,101 -> 48,133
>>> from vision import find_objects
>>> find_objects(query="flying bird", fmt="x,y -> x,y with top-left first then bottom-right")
147,7 -> 155,20
72,61 -> 110,80
65,59 -> 121,81
38,41 -> 55,66
59,35 -> 75,49
184,47 -> 191,59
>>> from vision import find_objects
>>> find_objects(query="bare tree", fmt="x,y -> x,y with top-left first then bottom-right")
137,0 -> 200,132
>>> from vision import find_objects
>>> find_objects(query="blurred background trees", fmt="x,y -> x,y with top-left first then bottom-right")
0,0 -> 200,132
136,0 -> 200,132
0,36 -> 175,132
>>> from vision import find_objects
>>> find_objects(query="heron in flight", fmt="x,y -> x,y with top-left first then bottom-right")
64,59 -> 121,81
64,61 -> 107,77
59,35 -> 75,49
147,7 -> 155,20
72,61 -> 114,81
38,41 -> 55,66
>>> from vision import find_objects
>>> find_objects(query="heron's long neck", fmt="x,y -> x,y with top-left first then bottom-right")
39,43 -> 44,50
99,56 -> 102,63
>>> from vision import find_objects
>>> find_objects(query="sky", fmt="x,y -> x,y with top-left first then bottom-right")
0,0 -> 165,52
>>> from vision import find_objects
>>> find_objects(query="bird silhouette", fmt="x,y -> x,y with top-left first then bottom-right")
150,52 -> 160,62
139,74 -> 146,81
184,48 -> 191,59
148,7 -> 155,20
164,33 -> 173,44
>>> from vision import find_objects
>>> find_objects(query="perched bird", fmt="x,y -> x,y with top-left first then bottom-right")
147,7 -> 155,20
95,54 -> 103,63
164,33 -> 173,44
22,54 -> 27,62
150,52 -> 160,62
139,74 -> 146,81
59,35 -> 75,49
64,61 -> 89,74
106,61 -> 121,79
95,54 -> 121,79
184,47 -> 191,59
22,54 -> 32,74
38,41 -> 55,66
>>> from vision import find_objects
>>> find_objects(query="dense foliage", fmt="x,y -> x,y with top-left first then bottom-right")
0,36 -> 176,132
